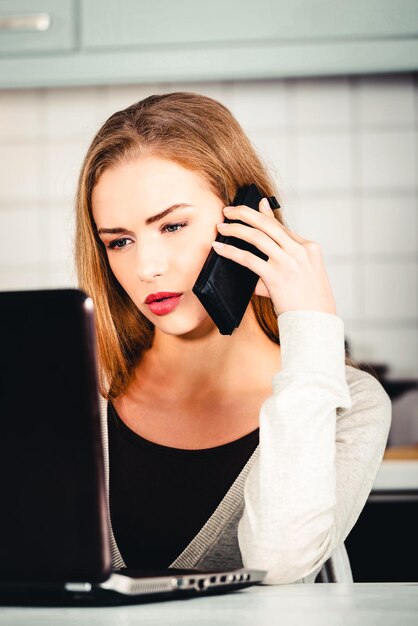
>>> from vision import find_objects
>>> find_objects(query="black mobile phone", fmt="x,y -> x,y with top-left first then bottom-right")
192,183 -> 280,335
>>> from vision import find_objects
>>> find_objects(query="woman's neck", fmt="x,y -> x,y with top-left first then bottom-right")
113,306 -> 281,448
130,305 -> 281,404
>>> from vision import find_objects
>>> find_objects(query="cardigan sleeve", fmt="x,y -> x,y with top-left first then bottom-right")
237,310 -> 392,584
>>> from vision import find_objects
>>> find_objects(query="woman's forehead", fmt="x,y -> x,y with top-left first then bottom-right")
95,156 -> 211,195
91,156 -> 217,223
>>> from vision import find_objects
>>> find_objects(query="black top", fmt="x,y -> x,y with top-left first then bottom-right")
107,402 -> 259,569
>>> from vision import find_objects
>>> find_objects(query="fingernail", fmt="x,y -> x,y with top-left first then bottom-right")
223,206 -> 232,213
212,241 -> 224,248
261,197 -> 270,211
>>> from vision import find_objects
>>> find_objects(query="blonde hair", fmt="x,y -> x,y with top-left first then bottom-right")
75,92 -> 357,399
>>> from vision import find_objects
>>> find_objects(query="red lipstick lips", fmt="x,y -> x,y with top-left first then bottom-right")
145,292 -> 182,304
145,292 -> 183,316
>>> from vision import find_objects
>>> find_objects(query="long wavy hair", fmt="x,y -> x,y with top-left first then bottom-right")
75,91 -> 357,400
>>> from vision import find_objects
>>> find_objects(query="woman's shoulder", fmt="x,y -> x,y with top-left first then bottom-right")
342,363 -> 392,430
345,363 -> 389,398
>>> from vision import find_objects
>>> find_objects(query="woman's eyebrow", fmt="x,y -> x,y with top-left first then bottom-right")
145,203 -> 193,225
97,203 -> 193,235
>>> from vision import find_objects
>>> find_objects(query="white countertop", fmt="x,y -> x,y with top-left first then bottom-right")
373,460 -> 418,490
0,583 -> 417,626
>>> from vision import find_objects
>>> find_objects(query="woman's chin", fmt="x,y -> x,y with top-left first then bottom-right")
152,311 -> 217,339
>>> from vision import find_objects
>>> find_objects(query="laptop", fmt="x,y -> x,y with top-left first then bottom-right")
0,288 -> 265,606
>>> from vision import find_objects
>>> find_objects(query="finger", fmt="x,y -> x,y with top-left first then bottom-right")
223,205 -> 304,252
253,276 -> 270,298
259,197 -> 274,215
216,221 -> 288,261
211,239 -> 271,283
259,199 -> 306,244
279,222 -> 307,244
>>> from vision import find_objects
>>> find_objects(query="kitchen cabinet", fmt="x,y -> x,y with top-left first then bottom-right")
346,459 -> 418,582
0,0 -> 74,55
0,0 -> 418,89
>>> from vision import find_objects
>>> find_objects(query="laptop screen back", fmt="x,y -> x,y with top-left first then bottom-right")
0,289 -> 111,584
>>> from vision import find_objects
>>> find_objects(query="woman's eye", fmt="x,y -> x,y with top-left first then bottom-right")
162,222 -> 187,234
106,223 -> 187,251
107,238 -> 130,251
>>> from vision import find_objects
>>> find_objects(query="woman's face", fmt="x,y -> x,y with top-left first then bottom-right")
92,155 -> 225,337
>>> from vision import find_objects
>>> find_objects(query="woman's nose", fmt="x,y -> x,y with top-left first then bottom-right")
135,238 -> 169,282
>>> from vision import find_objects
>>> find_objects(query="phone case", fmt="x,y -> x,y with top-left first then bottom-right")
192,183 -> 280,335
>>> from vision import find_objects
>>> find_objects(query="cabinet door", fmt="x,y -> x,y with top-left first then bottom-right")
0,0 -> 75,55
81,0 -> 418,50
1,0 -> 418,88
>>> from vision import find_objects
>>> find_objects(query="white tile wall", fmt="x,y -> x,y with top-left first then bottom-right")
47,205 -> 75,266
363,261 -> 418,320
359,130 -> 416,190
44,87 -> 102,141
326,263 -> 357,321
290,77 -> 352,129
0,143 -> 44,202
284,196 -> 354,258
0,207 -> 42,265
45,140 -> 90,203
250,131 -> 295,198
295,131 -> 353,192
0,74 -> 417,376
347,326 -> 418,375
355,75 -> 416,127
362,194 -> 417,256
0,90 -> 45,140
227,80 -> 288,132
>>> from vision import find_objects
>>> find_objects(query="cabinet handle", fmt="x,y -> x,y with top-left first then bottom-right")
0,14 -> 50,31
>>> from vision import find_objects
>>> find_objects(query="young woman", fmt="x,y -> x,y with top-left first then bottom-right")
75,92 -> 391,584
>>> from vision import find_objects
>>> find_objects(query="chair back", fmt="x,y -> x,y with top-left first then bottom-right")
315,542 -> 353,582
